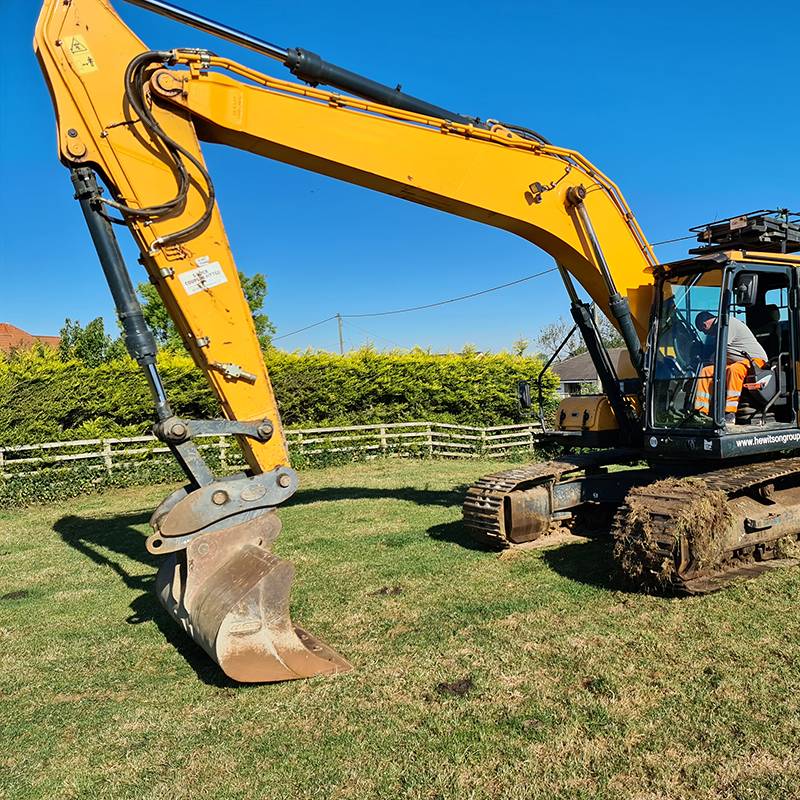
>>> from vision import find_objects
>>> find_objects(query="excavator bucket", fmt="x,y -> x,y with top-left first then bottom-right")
152,509 -> 351,682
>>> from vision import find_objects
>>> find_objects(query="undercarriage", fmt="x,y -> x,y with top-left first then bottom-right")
463,451 -> 800,593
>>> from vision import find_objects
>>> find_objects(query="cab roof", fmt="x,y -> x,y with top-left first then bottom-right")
650,251 -> 800,283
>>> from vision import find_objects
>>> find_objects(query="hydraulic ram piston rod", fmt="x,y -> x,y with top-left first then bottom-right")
124,0 -> 288,60
123,0 -> 476,124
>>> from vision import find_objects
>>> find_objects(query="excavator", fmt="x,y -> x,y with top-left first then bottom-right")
35,0 -> 800,683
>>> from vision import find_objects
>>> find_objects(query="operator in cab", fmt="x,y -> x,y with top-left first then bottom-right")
693,311 -> 767,424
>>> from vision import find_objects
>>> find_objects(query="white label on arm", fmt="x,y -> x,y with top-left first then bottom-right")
179,261 -> 227,295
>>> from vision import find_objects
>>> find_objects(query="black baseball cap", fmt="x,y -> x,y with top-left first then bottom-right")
695,310 -> 717,330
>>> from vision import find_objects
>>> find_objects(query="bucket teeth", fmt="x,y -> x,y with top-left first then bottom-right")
154,511 -> 351,682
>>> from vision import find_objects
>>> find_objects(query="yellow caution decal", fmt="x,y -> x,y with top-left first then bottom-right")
64,36 -> 98,75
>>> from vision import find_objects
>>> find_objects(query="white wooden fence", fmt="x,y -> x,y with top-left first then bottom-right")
0,421 -> 545,478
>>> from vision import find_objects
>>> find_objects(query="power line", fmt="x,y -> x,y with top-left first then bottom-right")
272,314 -> 338,342
345,267 -> 558,318
650,234 -> 696,246
272,266 -> 559,341
272,227 -> 697,343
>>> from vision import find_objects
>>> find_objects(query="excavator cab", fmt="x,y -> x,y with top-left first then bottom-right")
645,212 -> 800,459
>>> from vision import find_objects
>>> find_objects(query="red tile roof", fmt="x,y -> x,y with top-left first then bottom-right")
0,323 -> 60,353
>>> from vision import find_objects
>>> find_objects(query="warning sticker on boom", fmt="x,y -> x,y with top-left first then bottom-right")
64,36 -> 98,75
179,261 -> 228,295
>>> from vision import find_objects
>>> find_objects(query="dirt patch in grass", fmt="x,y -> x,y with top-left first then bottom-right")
370,585 -> 404,596
435,675 -> 474,697
498,527 -> 588,560
1,589 -> 31,601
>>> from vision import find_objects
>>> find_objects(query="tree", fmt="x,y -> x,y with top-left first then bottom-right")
240,272 -> 276,349
512,337 -> 529,357
137,271 -> 276,351
594,313 -> 624,349
534,310 -> 624,361
58,317 -> 123,366
137,282 -> 183,350
533,317 -> 583,361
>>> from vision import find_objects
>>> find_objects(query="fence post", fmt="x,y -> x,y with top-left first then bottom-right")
380,425 -> 387,454
480,427 -> 487,457
219,435 -> 227,472
427,422 -> 434,458
102,439 -> 113,473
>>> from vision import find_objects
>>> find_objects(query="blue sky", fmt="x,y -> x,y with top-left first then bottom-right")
2,0 -> 798,352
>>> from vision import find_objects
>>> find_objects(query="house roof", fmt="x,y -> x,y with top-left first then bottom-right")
0,323 -> 60,354
551,348 -> 628,382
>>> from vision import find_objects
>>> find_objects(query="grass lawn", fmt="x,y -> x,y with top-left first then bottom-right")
1,458 -> 799,800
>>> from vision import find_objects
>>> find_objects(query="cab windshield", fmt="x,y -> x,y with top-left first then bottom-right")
650,269 -> 722,429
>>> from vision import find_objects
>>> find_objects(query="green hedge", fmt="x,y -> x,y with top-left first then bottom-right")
0,346 -> 557,445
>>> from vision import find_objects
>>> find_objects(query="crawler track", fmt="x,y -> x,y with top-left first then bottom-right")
462,449 -> 636,547
614,456 -> 800,593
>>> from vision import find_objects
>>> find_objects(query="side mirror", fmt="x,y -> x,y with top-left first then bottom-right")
517,380 -> 532,409
734,273 -> 758,306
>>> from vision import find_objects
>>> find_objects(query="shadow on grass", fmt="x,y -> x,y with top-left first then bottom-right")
539,538 -> 622,591
429,516 -> 630,593
52,511 -> 237,687
285,484 -> 469,509
427,520 -> 498,552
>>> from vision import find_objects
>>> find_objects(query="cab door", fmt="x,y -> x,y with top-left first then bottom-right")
726,263 -> 797,427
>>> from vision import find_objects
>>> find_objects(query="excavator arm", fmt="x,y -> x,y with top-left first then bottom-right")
35,0 -> 659,682
35,0 -> 288,474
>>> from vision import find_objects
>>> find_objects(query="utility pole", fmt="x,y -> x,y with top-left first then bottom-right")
336,313 -> 344,355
